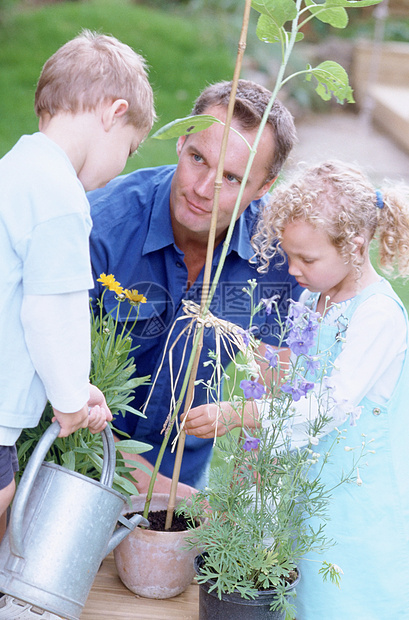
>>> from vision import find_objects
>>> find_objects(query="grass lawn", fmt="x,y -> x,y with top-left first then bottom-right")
0,0 -> 235,172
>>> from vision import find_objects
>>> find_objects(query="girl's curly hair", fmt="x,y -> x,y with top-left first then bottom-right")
253,160 -> 409,280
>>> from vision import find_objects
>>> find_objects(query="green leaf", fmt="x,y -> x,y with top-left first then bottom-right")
324,0 -> 382,7
305,0 -> 382,28
152,114 -> 222,140
306,61 -> 354,103
112,473 -> 139,496
114,403 -> 147,416
115,439 -> 153,454
61,451 -> 76,471
86,450 -> 104,473
305,0 -> 348,28
252,0 -> 297,25
256,15 -> 284,44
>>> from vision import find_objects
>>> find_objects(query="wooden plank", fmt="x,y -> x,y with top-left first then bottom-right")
81,554 -> 199,620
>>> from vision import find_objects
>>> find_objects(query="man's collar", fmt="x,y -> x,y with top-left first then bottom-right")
143,168 -> 177,255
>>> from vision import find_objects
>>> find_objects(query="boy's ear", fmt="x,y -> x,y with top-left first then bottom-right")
102,99 -> 129,131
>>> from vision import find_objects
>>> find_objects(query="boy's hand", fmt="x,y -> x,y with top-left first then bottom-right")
88,384 -> 113,429
87,404 -> 109,434
52,405 -> 89,437
52,384 -> 113,437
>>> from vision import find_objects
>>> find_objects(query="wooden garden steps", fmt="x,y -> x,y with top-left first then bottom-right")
366,83 -> 409,153
81,553 -> 199,619
352,40 -> 409,154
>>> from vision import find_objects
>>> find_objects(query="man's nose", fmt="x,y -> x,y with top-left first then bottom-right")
194,170 -> 215,199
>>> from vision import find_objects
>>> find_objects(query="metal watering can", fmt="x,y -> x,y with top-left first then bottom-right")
0,421 -> 149,620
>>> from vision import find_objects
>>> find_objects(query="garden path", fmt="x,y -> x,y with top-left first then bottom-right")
286,109 -> 409,185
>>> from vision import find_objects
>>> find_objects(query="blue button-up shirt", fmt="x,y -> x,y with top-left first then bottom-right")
88,165 -> 301,486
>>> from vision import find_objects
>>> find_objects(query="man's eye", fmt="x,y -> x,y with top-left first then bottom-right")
225,174 -> 239,184
193,154 -> 203,163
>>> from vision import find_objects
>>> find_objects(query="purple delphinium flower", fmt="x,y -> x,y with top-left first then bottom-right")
240,379 -> 265,400
265,345 -> 279,368
287,300 -> 307,321
281,377 -> 314,401
237,326 -> 257,347
286,329 -> 316,356
260,295 -> 279,316
286,305 -> 320,356
303,314 -> 320,338
304,355 -> 320,374
242,429 -> 260,452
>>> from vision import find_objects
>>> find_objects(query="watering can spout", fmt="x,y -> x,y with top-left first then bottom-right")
105,513 -> 149,557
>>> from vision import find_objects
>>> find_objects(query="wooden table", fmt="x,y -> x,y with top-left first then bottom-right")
81,554 -> 199,619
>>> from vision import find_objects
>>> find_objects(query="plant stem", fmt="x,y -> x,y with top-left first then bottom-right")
161,0 -> 253,522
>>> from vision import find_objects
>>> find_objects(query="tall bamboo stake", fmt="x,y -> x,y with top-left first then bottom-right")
165,0 -> 253,529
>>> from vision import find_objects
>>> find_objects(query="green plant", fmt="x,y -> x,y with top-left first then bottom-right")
177,284 -> 370,618
16,273 -> 152,497
142,0 -> 381,520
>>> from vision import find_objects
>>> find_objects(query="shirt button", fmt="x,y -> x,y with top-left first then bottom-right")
176,261 -> 183,268
372,408 -> 381,416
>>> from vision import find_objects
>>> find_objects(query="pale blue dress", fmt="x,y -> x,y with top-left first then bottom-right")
295,279 -> 409,619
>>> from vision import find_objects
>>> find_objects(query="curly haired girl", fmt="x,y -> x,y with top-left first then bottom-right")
184,160 -> 409,618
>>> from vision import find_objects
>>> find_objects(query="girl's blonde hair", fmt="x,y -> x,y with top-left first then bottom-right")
35,29 -> 156,136
253,160 -> 409,279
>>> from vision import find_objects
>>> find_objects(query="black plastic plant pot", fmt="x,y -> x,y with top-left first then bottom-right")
194,554 -> 300,620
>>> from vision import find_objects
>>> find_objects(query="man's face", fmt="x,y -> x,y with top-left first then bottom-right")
170,105 -> 276,243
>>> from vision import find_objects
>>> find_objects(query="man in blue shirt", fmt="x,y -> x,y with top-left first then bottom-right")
88,79 -> 301,495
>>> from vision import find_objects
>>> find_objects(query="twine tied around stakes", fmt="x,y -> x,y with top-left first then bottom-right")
142,299 -> 261,448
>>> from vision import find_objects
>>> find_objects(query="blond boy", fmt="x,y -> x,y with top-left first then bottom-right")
0,31 -> 155,618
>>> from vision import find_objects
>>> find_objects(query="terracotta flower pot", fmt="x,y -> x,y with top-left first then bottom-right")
114,493 -> 199,599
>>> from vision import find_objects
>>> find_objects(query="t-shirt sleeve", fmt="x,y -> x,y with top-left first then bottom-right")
21,291 -> 91,412
19,212 -> 93,295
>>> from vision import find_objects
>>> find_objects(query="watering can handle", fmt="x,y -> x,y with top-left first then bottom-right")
10,420 -> 116,559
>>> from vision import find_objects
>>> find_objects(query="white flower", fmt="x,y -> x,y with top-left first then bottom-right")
330,564 -> 344,575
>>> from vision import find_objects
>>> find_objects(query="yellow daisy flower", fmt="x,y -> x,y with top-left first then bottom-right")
97,273 -> 124,296
124,288 -> 147,304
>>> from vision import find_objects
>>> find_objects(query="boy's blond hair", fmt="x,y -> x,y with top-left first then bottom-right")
35,29 -> 156,136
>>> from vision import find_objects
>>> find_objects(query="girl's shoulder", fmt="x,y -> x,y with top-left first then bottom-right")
350,279 -> 407,321
349,287 -> 407,354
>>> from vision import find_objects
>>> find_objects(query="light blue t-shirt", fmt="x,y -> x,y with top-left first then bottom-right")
0,132 -> 93,430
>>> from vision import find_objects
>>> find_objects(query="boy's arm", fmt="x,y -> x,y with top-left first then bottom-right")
21,291 -> 111,435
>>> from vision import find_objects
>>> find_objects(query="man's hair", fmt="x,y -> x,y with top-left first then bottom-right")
35,29 -> 156,136
192,79 -> 296,181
